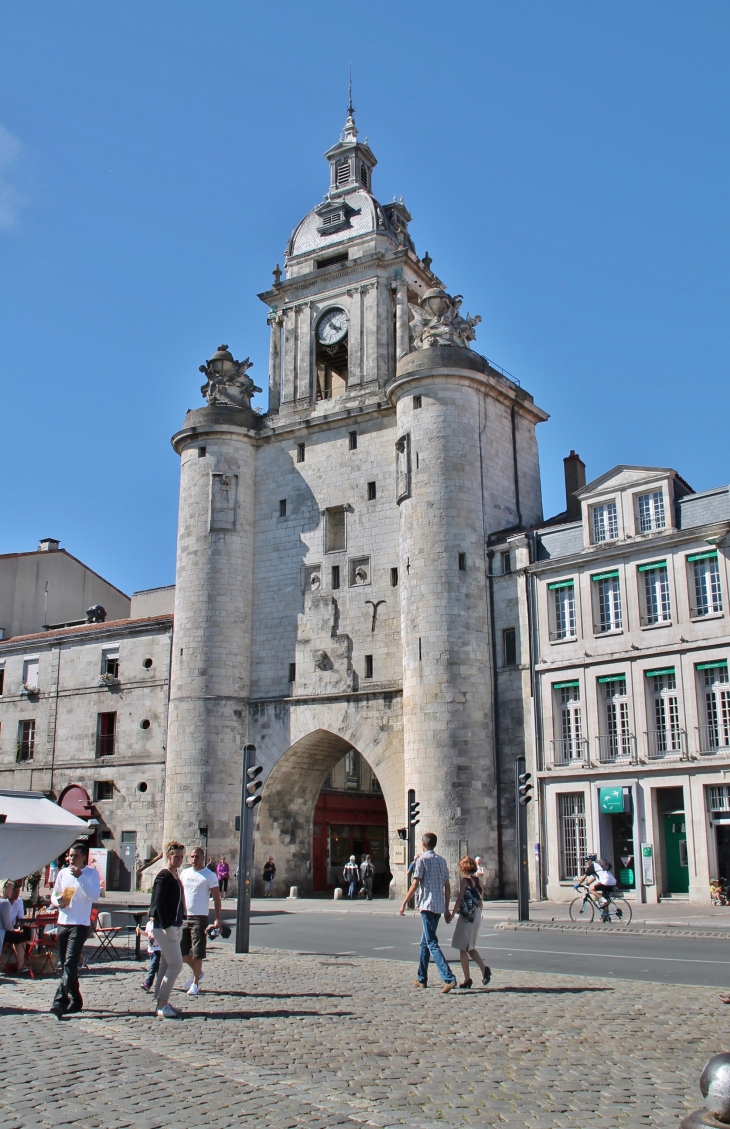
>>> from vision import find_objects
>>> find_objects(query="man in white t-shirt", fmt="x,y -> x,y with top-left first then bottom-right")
50,842 -> 102,1017
179,846 -> 221,996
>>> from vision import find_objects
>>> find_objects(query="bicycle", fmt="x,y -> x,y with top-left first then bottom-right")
569,883 -> 632,925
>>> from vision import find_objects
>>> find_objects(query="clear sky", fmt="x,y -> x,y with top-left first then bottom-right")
1,3 -> 729,596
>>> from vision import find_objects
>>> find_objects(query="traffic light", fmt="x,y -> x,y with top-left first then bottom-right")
408,795 -> 420,827
517,771 -> 533,806
245,764 -> 263,808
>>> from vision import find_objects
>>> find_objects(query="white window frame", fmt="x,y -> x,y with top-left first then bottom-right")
22,656 -> 39,690
639,561 -> 671,626
697,663 -> 730,753
636,489 -> 666,534
592,572 -> 622,633
688,552 -> 723,618
549,580 -> 576,642
551,682 -> 584,765
645,669 -> 683,758
597,676 -> 633,762
590,500 -> 618,544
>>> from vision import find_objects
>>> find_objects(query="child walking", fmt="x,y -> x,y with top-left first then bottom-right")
140,919 -> 161,992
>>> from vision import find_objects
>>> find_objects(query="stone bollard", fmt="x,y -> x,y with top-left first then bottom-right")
681,1053 -> 730,1126
287,886 -> 298,899
333,887 -> 343,900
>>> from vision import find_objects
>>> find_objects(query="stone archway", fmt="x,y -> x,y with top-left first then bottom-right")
254,729 -> 395,896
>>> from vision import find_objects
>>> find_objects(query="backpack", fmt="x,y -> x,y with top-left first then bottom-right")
361,862 -> 374,879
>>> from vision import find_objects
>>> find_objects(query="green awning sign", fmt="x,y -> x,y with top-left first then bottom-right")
696,660 -> 728,671
552,680 -> 580,690
687,550 -> 718,563
638,560 -> 667,572
600,787 -> 625,813
548,579 -> 575,590
645,668 -> 675,678
598,673 -> 626,684
591,570 -> 620,582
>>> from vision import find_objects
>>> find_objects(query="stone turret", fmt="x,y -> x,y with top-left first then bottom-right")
388,292 -> 547,888
162,346 -> 260,871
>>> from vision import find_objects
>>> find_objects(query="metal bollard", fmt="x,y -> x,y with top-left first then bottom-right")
681,1054 -> 730,1126
287,886 -> 298,899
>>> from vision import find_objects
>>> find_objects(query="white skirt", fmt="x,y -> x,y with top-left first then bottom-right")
451,907 -> 482,951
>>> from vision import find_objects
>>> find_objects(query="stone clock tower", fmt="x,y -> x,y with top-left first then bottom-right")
163,100 -> 548,894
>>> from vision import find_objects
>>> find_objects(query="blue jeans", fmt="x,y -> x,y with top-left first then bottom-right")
144,949 -> 161,987
348,880 -> 358,899
417,911 -> 456,985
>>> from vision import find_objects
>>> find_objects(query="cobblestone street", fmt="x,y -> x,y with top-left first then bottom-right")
0,945 -> 727,1128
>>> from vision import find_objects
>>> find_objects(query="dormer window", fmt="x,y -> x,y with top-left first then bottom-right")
336,159 -> 350,185
591,501 -> 618,544
321,211 -> 342,228
636,490 -> 666,533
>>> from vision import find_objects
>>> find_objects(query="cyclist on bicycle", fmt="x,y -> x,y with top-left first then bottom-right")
575,854 -> 617,907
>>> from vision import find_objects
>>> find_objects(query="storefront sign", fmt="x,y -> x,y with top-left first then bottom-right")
88,848 -> 108,894
641,843 -> 654,885
600,787 -> 625,814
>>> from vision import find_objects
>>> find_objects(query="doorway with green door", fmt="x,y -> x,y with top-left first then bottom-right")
656,786 -> 689,895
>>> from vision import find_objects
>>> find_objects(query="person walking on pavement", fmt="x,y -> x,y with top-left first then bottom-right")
447,856 -> 491,989
399,832 -> 457,994
262,857 -> 276,896
217,856 -> 230,897
343,855 -> 359,899
359,855 -> 374,900
179,846 -> 221,997
149,841 -> 187,1019
49,842 -> 101,1018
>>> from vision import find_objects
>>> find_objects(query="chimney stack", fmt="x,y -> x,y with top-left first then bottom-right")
38,538 -> 60,552
563,451 -> 586,521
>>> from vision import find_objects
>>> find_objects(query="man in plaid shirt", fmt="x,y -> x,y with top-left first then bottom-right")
399,832 -> 457,993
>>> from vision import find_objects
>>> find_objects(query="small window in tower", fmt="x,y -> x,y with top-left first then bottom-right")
367,482 -> 377,501
501,551 -> 512,575
279,499 -> 287,517
336,160 -> 350,185
289,663 -> 296,683
325,507 -> 347,553
297,443 -> 305,463
413,395 -> 422,409
365,655 -> 373,679
359,163 -> 369,188
331,565 -> 340,590
197,446 -> 206,458
503,627 -> 517,667
458,553 -> 467,571
390,567 -> 399,587
349,431 -> 357,451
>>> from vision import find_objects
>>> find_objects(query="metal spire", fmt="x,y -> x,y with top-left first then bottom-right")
348,64 -> 354,117
342,65 -> 358,140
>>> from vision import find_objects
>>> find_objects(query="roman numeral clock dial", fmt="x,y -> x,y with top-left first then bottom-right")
317,308 -> 348,345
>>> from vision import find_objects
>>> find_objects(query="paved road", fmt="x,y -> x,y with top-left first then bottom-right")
243,904 -> 730,987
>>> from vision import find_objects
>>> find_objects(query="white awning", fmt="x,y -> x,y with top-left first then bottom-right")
0,790 -> 90,878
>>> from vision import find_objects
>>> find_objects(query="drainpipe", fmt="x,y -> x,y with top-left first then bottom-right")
510,405 -> 523,528
526,531 -> 545,899
487,549 -> 505,898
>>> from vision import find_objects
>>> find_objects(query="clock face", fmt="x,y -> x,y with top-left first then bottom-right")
317,308 -> 348,345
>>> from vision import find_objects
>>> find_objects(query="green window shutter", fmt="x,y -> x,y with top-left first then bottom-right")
552,680 -> 580,690
598,673 -> 626,684
696,660 -> 728,671
591,570 -> 620,582
638,560 -> 667,572
644,668 -> 675,678
687,550 -> 718,563
548,579 -> 575,590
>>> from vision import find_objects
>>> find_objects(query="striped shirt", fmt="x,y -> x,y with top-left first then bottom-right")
413,851 -> 450,914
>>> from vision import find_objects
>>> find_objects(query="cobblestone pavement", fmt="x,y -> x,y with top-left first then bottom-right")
0,946 -> 727,1128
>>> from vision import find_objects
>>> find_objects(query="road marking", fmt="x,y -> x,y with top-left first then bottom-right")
373,946 -> 395,950
485,944 -> 730,966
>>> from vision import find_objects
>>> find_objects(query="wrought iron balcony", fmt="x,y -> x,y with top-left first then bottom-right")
696,724 -> 730,756
644,729 -> 687,760
595,733 -> 637,764
549,738 -> 590,768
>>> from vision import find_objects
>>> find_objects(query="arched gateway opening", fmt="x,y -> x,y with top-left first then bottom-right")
254,729 -> 391,897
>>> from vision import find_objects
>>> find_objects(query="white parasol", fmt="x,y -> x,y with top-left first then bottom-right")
0,790 -> 90,878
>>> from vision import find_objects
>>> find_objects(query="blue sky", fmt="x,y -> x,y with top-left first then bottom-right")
1,3 -> 729,595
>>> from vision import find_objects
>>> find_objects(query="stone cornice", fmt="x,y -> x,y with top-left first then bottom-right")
528,520 -> 730,577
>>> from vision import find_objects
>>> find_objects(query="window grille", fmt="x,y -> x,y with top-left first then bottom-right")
641,563 -> 671,625
708,785 -> 730,811
18,719 -> 35,762
558,793 -> 587,880
691,554 -> 722,616
550,582 -> 576,640
591,501 -> 618,543
594,574 -> 622,632
637,490 -> 666,533
94,781 -> 114,801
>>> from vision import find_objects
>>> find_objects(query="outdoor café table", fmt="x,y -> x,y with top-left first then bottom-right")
119,908 -> 148,961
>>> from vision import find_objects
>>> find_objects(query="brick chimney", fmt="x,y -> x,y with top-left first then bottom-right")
563,451 -> 586,521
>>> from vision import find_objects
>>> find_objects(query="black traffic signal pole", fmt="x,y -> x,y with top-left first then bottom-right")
515,757 -> 532,922
235,743 -> 260,954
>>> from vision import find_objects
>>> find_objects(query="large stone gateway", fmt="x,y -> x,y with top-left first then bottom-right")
161,104 -> 547,895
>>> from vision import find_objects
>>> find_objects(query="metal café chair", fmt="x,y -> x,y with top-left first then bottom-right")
86,908 -> 124,963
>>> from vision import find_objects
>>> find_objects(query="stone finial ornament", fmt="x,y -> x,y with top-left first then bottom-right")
681,1053 -> 730,1126
199,345 -> 262,410
408,288 -> 481,351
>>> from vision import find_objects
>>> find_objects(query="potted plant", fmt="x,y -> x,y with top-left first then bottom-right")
21,683 -> 39,697
98,673 -> 119,687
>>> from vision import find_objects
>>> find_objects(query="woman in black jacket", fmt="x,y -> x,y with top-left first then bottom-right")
149,841 -> 186,1018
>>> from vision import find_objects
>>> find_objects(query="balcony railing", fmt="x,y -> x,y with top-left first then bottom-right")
549,737 -> 590,768
645,729 -> 687,760
595,733 -> 637,764
96,734 -> 116,758
696,724 -> 730,756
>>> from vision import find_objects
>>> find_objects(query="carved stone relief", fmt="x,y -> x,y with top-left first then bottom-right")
408,288 -> 481,351
395,433 -> 411,504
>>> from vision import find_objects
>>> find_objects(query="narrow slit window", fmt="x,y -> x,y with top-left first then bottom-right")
365,655 -> 373,679
349,431 -> 357,451
96,711 -> 116,757
197,446 -> 206,458
458,552 -> 467,571
503,627 -> 517,666
418,637 -> 422,661
279,499 -> 287,517
390,567 -> 398,587
413,395 -> 422,409
367,482 -> 377,501
297,443 -> 305,463
501,551 -> 512,575
288,663 -> 296,683
331,565 -> 340,590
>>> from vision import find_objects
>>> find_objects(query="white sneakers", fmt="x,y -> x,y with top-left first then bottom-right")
187,982 -> 200,996
181,971 -> 204,992
157,1003 -> 181,1020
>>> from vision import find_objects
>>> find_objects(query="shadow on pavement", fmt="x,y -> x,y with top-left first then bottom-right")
493,985 -> 613,994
